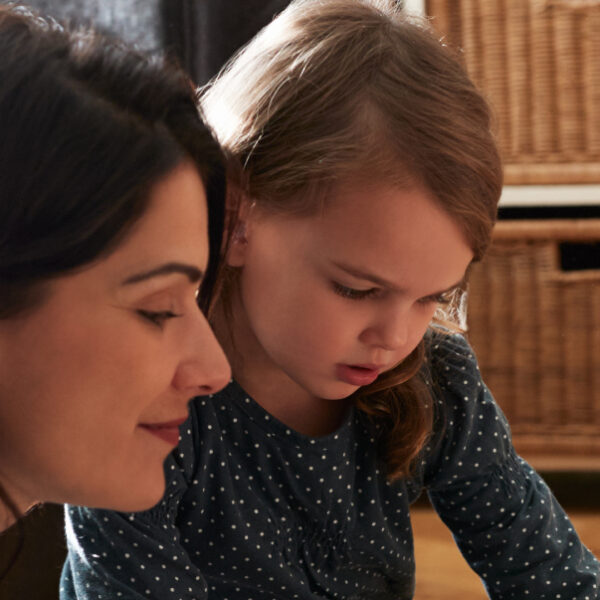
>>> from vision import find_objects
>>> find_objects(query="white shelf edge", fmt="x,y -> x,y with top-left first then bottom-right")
499,185 -> 600,207
402,0 -> 426,15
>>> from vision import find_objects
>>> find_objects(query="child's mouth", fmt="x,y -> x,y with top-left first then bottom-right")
335,364 -> 380,386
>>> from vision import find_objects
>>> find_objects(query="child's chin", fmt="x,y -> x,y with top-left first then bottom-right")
318,384 -> 359,401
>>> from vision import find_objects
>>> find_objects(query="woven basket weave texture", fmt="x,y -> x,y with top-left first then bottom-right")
426,0 -> 600,184
467,220 -> 600,459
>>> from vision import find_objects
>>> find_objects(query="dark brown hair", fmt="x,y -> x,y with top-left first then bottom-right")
0,2 -> 227,559
0,4 -> 227,319
202,0 -> 502,479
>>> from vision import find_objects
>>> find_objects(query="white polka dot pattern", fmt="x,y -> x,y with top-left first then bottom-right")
61,331 -> 600,599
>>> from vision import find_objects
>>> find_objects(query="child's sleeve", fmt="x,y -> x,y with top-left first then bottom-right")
423,332 -> 600,599
60,418 -> 207,600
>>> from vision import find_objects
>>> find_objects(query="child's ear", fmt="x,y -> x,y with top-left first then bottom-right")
226,196 -> 254,267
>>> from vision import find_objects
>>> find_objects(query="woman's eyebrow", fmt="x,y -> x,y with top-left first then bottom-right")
121,263 -> 203,285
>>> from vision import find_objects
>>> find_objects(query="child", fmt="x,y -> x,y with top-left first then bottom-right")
62,1 -> 600,598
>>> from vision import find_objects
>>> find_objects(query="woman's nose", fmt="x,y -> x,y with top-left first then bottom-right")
171,319 -> 231,396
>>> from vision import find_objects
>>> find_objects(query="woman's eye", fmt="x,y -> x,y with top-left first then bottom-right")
332,282 -> 379,300
137,309 -> 181,327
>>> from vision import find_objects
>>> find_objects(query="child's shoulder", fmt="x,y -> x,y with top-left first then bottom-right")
420,326 -> 515,487
423,325 -> 480,384
421,325 -> 504,441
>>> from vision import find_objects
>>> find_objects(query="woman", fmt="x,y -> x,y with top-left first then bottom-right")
0,4 -> 231,532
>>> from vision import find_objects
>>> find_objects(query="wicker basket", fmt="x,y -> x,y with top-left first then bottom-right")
467,220 -> 600,466
425,0 -> 600,184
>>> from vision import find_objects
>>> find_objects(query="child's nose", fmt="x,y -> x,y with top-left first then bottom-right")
360,309 -> 409,351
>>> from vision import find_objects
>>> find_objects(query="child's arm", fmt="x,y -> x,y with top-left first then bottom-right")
423,332 -> 599,599
61,417 -> 206,600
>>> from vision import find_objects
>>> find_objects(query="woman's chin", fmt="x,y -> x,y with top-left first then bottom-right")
108,481 -> 166,513
67,473 -> 166,513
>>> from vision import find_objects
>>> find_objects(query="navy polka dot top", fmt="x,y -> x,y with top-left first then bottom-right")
61,331 -> 599,599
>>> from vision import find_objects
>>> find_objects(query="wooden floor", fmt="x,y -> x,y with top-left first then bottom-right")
412,506 -> 600,599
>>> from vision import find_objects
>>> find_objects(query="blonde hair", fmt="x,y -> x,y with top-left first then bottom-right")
202,0 -> 502,479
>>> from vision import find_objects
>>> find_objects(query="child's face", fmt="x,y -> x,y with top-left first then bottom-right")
229,179 -> 473,403
0,163 -> 231,514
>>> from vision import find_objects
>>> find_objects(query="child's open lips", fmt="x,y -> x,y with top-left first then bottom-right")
335,363 -> 381,386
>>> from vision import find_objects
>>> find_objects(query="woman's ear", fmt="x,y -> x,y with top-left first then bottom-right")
226,196 -> 254,267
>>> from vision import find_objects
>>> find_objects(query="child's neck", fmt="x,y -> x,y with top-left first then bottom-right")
238,363 -> 350,437
212,300 -> 350,437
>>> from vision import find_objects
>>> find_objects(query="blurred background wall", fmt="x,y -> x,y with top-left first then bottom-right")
8,0 -> 294,85
19,0 -> 163,49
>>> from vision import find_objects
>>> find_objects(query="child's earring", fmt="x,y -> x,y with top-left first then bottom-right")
227,198 -> 255,266
227,220 -> 249,267
232,221 -> 247,244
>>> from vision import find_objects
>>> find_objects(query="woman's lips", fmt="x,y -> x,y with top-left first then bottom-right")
139,417 -> 187,447
335,364 -> 381,386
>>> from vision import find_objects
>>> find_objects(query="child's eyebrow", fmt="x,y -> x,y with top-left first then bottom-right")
121,262 -> 203,286
331,261 -> 403,290
330,260 -> 466,295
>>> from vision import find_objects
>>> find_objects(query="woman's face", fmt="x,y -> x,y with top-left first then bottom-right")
0,162 -> 230,513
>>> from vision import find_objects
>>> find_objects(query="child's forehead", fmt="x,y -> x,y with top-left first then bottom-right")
268,180 -> 455,244
318,177 -> 432,217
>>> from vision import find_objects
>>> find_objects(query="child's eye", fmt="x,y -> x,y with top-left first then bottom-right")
137,309 -> 181,328
418,291 -> 454,306
332,282 -> 379,300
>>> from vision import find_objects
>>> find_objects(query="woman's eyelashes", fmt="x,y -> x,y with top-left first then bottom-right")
134,285 -> 201,328
137,309 -> 182,328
